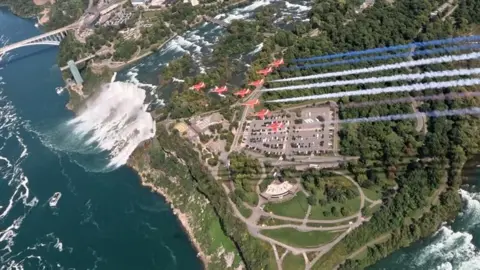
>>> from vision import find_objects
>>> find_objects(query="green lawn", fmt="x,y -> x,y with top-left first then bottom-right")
309,197 -> 361,220
264,192 -> 309,219
362,187 -> 382,201
238,203 -> 252,218
283,253 -> 305,270
262,228 -> 341,247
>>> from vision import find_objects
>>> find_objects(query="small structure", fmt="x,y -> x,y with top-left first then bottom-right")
174,122 -> 189,134
67,60 -> 84,85
131,0 -> 150,6
261,180 -> 298,201
173,122 -> 198,141
190,112 -> 224,134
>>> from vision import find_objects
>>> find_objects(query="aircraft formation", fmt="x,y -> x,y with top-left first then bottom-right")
262,35 -> 480,124
188,58 -> 284,131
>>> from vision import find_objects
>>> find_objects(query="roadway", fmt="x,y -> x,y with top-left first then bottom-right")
229,85 -> 263,153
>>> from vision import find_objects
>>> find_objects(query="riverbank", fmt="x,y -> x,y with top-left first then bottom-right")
127,137 -> 246,269
90,34 -> 179,73
133,163 -> 209,267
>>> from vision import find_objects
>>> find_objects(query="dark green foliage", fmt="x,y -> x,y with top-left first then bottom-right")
154,126 -> 272,270
161,54 -> 195,82
0,0 -> 41,17
228,152 -> 262,205
113,39 -> 137,61
46,0 -> 87,30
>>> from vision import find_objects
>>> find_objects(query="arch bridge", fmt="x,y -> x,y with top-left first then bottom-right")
0,24 -> 79,56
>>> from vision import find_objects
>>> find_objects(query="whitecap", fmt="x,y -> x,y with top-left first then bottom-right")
284,1 -> 311,12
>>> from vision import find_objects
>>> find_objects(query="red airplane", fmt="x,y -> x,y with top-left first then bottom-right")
242,99 -> 260,109
269,58 -> 284,68
211,85 -> 228,95
253,109 -> 270,120
256,67 -> 273,76
248,79 -> 264,87
234,88 -> 252,98
191,81 -> 206,91
268,122 -> 284,132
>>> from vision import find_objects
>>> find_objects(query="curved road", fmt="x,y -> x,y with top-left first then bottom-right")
221,170 -> 371,266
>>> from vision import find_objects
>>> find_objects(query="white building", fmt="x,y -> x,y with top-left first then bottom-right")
131,0 -> 149,6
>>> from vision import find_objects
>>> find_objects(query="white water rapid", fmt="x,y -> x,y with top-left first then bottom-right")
68,82 -> 155,169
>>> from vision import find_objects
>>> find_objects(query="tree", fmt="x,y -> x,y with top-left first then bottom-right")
307,195 -> 318,206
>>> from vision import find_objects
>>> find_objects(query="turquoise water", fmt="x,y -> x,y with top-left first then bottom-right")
368,166 -> 480,270
0,8 -> 202,269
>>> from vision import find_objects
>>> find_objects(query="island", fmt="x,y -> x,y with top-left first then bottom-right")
5,0 -> 480,269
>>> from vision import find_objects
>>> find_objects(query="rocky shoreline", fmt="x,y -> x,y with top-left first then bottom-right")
130,164 -> 209,268
64,86 -> 209,268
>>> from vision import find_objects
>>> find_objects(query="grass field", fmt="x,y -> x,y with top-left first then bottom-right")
362,187 -> 382,201
262,228 -> 341,247
283,253 -> 305,270
238,203 -> 252,218
264,192 -> 309,219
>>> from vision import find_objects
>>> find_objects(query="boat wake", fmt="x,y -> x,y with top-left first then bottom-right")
0,87 -> 38,267
38,82 -> 156,172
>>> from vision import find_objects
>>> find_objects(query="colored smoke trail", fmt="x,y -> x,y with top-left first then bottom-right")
292,35 -> 480,63
270,51 -> 480,83
344,91 -> 480,108
335,107 -> 480,124
267,79 -> 480,103
285,44 -> 480,71
263,68 -> 480,92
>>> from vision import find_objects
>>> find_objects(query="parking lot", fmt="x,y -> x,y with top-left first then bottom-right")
241,105 -> 338,157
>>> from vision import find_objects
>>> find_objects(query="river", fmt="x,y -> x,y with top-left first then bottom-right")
0,8 -> 202,270
368,160 -> 480,270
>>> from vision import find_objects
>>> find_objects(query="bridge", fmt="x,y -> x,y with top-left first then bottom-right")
0,23 -> 79,56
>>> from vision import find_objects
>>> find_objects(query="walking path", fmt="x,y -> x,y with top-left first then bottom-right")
218,169 -> 375,268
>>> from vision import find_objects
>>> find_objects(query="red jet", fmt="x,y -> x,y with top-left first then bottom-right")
234,88 -> 252,98
268,122 -> 284,132
269,58 -> 284,68
256,67 -> 273,76
253,109 -> 270,120
211,85 -> 228,95
248,79 -> 264,87
242,99 -> 260,109
191,81 -> 206,91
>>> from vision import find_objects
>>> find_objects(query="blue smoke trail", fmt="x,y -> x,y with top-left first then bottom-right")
337,107 -> 480,124
285,44 -> 480,71
292,35 -> 480,63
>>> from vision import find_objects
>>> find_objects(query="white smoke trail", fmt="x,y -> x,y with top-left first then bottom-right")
345,91 -> 480,108
267,79 -> 480,103
270,51 -> 480,83
334,107 -> 480,124
263,68 -> 480,92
